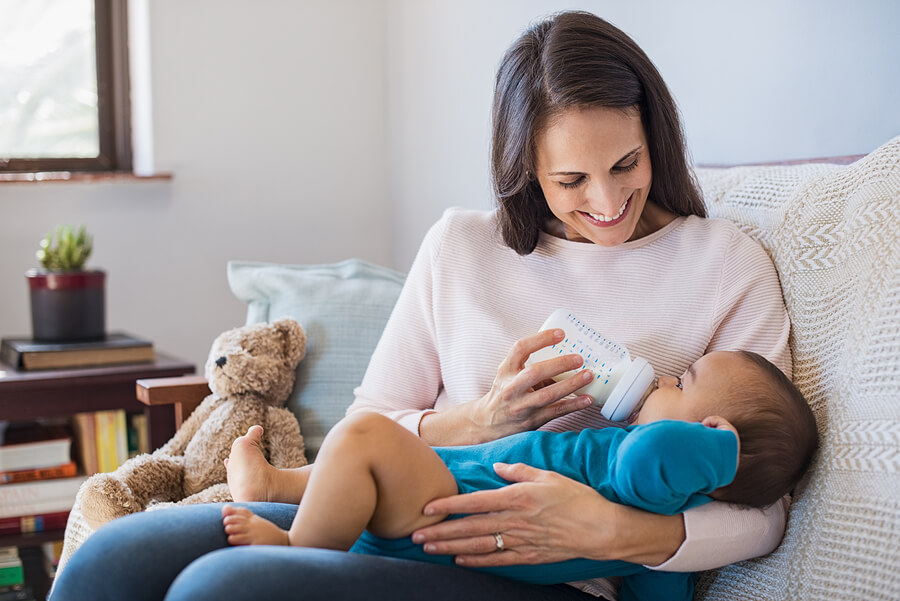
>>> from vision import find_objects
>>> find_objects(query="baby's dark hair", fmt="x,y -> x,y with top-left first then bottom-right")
710,351 -> 818,508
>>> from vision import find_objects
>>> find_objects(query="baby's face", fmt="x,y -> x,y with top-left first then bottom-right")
633,351 -> 751,425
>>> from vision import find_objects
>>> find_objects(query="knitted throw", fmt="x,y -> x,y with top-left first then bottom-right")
694,135 -> 900,601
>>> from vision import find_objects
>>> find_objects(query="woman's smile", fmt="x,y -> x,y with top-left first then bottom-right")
580,193 -> 632,226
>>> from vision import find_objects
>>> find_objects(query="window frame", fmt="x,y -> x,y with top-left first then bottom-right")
0,0 -> 132,174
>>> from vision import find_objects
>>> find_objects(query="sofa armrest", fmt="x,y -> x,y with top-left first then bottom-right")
136,375 -> 209,430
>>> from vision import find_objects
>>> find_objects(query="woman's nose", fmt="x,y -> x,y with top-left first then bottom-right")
585,179 -> 625,216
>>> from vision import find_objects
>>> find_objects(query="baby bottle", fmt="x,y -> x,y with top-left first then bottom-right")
527,309 -> 656,422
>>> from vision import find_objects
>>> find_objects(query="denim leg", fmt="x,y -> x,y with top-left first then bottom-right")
50,503 -> 297,601
52,501 -> 602,601
166,546 -> 600,601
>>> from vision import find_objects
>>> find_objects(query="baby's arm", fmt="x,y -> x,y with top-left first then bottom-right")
610,420 -> 739,515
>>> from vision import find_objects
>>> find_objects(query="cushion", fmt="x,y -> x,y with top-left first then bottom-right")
693,135 -> 900,600
228,259 -> 406,458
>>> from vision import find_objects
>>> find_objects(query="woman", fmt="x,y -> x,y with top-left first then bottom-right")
51,11 -> 790,601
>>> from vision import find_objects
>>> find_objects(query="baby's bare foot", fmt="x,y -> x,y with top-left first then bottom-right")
222,504 -> 290,546
226,425 -> 276,502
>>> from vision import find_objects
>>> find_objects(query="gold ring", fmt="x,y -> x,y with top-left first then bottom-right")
493,532 -> 505,552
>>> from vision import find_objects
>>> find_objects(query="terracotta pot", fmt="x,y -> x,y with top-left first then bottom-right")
26,269 -> 106,342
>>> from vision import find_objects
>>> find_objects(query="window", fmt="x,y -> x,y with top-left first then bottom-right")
0,0 -> 131,173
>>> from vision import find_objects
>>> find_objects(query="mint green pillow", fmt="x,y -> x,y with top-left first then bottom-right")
227,259 -> 406,458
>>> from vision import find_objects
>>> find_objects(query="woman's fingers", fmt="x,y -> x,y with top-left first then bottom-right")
500,328 -> 565,372
413,464 -> 616,567
421,488 -> 511,521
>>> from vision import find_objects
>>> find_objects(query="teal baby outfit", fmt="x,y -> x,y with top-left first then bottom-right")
350,420 -> 738,601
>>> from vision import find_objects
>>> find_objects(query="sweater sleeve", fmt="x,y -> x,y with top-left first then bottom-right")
649,496 -> 788,572
610,422 -> 738,515
708,229 -> 793,378
346,213 -> 446,434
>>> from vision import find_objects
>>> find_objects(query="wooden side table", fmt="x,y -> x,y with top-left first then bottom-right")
0,351 -> 195,598
0,351 -> 195,452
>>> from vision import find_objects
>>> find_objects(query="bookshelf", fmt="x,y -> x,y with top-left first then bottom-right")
0,350 -> 195,598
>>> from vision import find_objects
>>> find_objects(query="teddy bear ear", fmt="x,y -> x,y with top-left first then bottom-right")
272,318 -> 306,365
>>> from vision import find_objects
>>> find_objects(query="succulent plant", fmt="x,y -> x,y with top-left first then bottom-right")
36,225 -> 94,271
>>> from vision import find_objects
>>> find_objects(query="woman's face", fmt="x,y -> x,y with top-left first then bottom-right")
534,106 -> 662,246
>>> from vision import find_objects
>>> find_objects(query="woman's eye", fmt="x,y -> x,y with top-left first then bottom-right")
559,177 -> 584,189
676,376 -> 683,390
613,159 -> 639,174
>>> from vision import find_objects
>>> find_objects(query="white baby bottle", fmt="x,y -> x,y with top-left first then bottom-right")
527,309 -> 656,422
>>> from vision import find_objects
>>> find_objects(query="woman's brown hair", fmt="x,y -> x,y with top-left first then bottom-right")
491,11 -> 705,255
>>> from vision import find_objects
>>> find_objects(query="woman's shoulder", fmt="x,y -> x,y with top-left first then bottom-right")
424,207 -> 504,251
675,215 -> 769,258
437,206 -> 499,231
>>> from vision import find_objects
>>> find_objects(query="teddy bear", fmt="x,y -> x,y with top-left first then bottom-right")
79,317 -> 309,529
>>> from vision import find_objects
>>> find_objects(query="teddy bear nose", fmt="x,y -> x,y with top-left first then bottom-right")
215,356 -> 227,368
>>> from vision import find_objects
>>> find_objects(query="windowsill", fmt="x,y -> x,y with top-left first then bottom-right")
0,171 -> 173,184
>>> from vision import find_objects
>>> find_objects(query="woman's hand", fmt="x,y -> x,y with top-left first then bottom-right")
411,462 -> 685,568
421,329 -> 593,445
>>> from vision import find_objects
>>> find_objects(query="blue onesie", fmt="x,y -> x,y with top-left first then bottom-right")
350,420 -> 738,601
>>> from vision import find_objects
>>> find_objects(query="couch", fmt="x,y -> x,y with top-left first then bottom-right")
59,135 -> 900,600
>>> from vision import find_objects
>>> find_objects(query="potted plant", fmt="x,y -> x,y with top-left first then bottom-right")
26,225 -> 106,342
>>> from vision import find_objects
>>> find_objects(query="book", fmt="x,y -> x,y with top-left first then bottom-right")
0,476 -> 87,519
0,438 -> 71,473
0,461 -> 77,485
128,413 -> 150,457
41,540 -> 63,578
72,413 -> 99,475
0,511 -> 70,536
0,548 -> 23,589
94,410 -> 128,473
0,333 -> 154,371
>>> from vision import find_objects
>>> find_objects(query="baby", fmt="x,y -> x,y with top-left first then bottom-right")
221,350 -> 817,600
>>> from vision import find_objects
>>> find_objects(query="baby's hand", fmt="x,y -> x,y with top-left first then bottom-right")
702,415 -> 740,456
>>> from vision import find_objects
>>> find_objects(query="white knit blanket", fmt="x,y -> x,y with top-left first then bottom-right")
694,135 -> 900,601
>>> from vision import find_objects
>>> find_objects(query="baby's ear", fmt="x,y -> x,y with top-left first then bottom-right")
701,415 -> 734,431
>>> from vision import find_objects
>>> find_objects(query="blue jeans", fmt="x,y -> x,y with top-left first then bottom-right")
50,503 -> 602,601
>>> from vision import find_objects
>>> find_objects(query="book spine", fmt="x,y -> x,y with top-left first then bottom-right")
0,511 -> 70,535
73,412 -> 99,475
0,461 -> 77,485
113,410 -> 128,466
0,476 -> 87,519
0,561 -> 24,588
131,413 -> 150,455
0,340 -> 20,368
0,438 -> 72,472
94,411 -> 116,473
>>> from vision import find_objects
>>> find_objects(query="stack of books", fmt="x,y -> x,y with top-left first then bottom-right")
0,426 -> 85,536
0,547 -> 24,589
72,410 -> 149,475
0,546 -> 35,601
0,333 -> 154,371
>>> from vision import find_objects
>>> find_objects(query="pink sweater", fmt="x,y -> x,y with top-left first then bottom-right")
349,208 -> 792,597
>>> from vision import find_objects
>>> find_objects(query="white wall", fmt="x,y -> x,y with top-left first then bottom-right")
1,0 -> 897,371
386,0 -> 900,268
0,0 -> 390,371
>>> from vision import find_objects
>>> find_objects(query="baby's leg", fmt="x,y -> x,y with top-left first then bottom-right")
222,505 -> 290,546
287,412 -> 458,550
226,425 -> 313,503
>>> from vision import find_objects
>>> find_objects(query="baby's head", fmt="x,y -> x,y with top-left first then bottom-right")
634,350 -> 818,507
